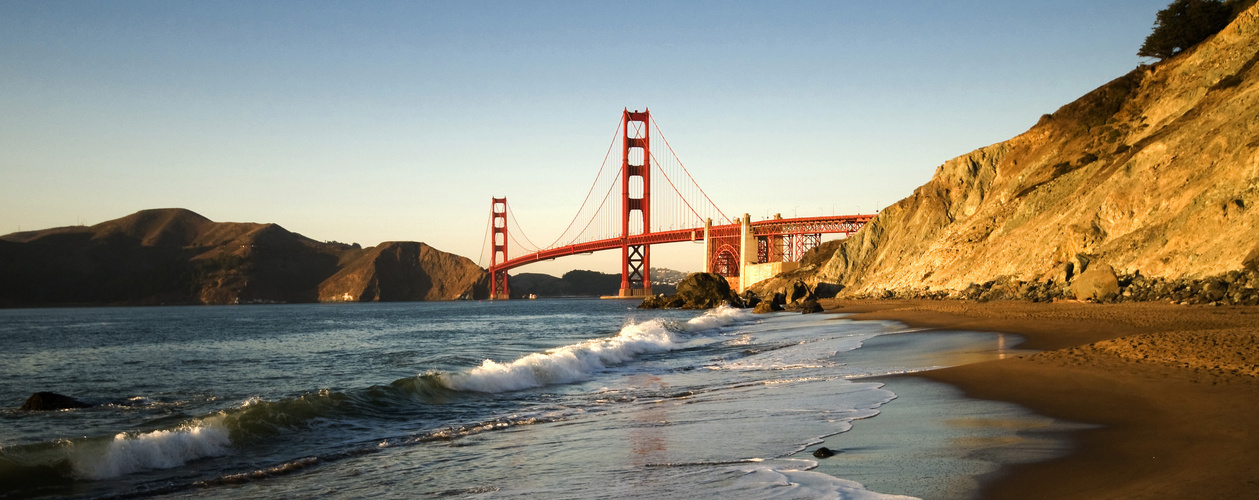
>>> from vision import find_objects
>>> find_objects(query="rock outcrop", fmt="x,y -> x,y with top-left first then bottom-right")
805,5 -> 1259,301
639,272 -> 744,309
0,208 -> 488,306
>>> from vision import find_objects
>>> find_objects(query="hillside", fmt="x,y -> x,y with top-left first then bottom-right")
318,241 -> 487,302
794,4 -> 1259,303
0,209 -> 488,306
508,268 -> 683,298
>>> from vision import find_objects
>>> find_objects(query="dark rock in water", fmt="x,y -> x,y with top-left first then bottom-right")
21,392 -> 91,411
799,299 -> 823,314
639,294 -> 669,309
637,293 -> 687,309
812,447 -> 836,458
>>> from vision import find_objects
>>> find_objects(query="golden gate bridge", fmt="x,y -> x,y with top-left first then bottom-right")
482,109 -> 874,299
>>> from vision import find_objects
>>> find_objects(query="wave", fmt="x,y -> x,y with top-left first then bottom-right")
0,420 -> 234,495
72,422 -> 232,480
437,305 -> 751,393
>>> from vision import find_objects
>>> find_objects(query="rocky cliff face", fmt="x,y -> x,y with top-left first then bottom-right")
0,208 -> 488,306
812,5 -> 1259,299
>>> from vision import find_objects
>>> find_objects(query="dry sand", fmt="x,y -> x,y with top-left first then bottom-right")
824,299 -> 1259,499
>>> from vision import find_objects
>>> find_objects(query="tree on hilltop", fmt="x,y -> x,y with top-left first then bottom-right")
1138,0 -> 1232,59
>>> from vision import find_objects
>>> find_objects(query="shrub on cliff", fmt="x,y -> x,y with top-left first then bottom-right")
1138,0 -> 1233,60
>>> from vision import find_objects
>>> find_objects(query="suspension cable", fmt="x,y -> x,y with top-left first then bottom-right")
652,119 -> 733,224
478,208 -> 493,268
650,151 -> 706,226
538,114 -> 625,249
505,201 -> 543,252
564,165 -> 624,245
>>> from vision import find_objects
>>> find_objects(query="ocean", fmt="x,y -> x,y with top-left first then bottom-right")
0,300 -> 1065,499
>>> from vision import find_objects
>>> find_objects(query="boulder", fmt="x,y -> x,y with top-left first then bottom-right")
21,392 -> 91,411
1070,263 -> 1120,302
753,300 -> 781,314
1202,279 -> 1228,302
638,293 -> 686,309
639,273 -> 744,309
639,294 -> 669,309
783,280 -> 814,308
675,273 -> 743,309
740,290 -> 762,308
799,299 -> 824,314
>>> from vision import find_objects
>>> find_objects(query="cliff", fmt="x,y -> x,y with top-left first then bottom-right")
810,4 -> 1259,300
0,209 -> 488,306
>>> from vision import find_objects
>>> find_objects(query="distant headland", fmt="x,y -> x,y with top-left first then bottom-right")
0,208 -> 488,307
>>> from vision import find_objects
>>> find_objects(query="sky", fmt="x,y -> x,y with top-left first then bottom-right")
1,0 -> 1169,276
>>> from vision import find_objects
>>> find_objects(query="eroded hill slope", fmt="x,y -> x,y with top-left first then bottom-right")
812,5 -> 1259,300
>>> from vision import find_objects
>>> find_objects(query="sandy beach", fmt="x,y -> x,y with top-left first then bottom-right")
824,299 -> 1259,499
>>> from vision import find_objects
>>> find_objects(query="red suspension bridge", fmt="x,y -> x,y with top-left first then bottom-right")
483,109 -> 874,299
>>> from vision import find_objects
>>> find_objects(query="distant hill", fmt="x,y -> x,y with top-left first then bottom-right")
508,268 -> 687,298
0,209 -> 487,306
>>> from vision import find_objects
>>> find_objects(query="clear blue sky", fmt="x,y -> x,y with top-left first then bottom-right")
1,0 -> 1167,275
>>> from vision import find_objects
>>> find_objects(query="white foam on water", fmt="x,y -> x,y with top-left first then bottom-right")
727,459 -> 919,500
438,306 -> 750,393
683,304 -> 752,331
70,420 -> 232,479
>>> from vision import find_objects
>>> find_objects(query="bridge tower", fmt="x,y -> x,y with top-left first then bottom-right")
620,108 -> 652,297
490,197 -> 509,299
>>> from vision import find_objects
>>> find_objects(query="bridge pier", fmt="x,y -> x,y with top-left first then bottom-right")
618,109 -> 653,298
490,197 -> 510,299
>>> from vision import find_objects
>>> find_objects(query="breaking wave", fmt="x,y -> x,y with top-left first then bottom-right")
437,305 -> 751,393
72,422 -> 232,479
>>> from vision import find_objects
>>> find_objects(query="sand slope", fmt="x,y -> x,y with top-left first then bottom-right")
830,299 -> 1259,499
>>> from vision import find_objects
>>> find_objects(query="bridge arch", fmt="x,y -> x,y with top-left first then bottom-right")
710,243 -> 740,277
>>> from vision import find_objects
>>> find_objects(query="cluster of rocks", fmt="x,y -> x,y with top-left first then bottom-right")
638,273 -> 823,313
862,266 -> 1259,306
1118,270 -> 1259,305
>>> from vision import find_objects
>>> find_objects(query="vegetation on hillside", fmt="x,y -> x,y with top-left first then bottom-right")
1139,0 -> 1256,59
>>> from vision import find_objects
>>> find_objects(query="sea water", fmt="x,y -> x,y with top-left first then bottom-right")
0,300 -> 1059,499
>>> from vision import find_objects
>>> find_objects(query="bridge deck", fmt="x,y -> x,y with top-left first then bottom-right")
490,214 -> 873,274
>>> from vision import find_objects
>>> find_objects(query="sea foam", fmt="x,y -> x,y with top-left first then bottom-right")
439,306 -> 750,393
71,421 -> 231,479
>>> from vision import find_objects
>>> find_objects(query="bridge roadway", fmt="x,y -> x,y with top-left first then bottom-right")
491,214 -> 874,274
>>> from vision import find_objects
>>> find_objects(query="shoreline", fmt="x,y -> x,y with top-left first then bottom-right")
823,298 -> 1259,499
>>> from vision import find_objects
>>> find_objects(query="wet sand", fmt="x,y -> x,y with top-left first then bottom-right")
825,299 -> 1259,499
